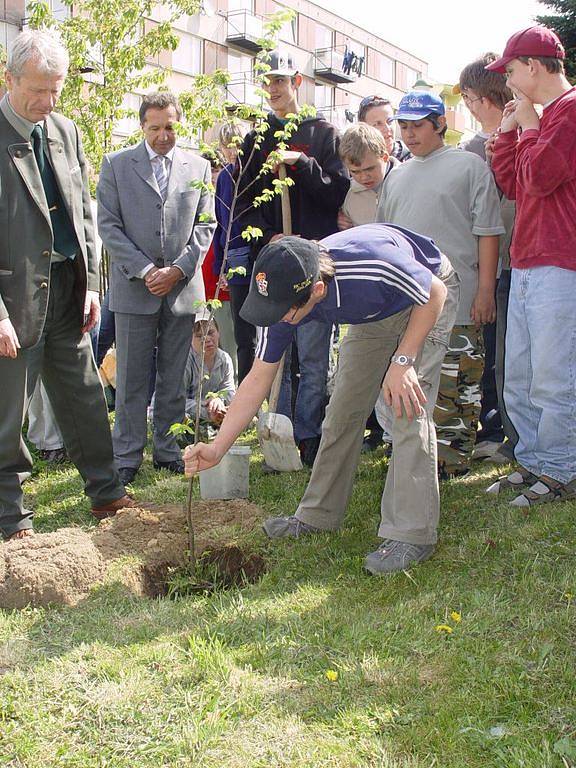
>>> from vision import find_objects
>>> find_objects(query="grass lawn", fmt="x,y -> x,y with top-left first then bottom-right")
1,443 -> 575,767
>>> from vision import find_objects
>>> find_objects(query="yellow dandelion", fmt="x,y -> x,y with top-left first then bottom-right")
450,611 -> 462,623
434,624 -> 453,634
325,669 -> 339,682
565,592 -> 573,601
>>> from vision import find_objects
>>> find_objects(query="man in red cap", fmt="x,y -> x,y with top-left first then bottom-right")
484,27 -> 576,506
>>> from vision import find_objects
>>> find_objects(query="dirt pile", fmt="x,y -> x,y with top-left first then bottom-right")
0,500 -> 267,609
0,529 -> 106,610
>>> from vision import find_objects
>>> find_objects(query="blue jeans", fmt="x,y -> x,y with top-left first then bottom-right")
277,319 -> 332,443
504,266 -> 576,484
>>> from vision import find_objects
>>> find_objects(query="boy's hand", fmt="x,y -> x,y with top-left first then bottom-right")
484,133 -> 498,165
471,288 -> 496,326
184,442 -> 223,475
514,97 -> 540,131
337,210 -> 354,231
500,100 -> 519,133
207,397 -> 227,424
382,364 -> 427,421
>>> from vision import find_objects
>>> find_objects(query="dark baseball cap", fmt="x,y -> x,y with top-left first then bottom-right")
266,49 -> 298,77
240,237 -> 320,327
485,26 -> 565,73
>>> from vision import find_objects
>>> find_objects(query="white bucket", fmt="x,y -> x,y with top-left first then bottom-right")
199,444 -> 251,500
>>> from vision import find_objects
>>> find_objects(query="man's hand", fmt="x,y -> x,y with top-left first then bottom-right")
145,265 -> 183,296
184,442 -> 223,475
337,210 -> 354,231
382,363 -> 427,420
0,317 -> 20,358
207,397 -> 227,425
82,290 -> 100,334
471,288 -> 496,326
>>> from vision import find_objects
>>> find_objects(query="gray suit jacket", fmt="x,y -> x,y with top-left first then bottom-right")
97,141 -> 215,316
0,100 -> 98,348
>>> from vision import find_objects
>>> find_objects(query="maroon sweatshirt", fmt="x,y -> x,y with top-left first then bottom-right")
491,86 -> 576,272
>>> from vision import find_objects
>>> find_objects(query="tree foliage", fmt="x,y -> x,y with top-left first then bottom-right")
537,0 -> 576,81
26,0 -> 209,180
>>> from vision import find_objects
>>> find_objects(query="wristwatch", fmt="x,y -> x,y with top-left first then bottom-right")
391,353 -> 416,366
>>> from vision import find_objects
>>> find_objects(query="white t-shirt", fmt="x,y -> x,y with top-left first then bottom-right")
377,145 -> 505,324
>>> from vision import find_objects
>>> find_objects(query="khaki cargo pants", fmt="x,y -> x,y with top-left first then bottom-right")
296,257 -> 460,546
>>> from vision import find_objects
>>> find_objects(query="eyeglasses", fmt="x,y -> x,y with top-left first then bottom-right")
461,93 -> 483,105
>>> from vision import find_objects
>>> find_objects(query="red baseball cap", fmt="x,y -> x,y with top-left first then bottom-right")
485,26 -> 565,72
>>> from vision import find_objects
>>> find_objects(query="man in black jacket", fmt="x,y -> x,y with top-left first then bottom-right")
238,51 -> 350,466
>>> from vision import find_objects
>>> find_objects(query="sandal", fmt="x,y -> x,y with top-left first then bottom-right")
511,476 -> 576,507
485,467 -> 538,495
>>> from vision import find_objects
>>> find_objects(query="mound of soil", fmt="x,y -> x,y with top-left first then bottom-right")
0,529 -> 106,610
0,500 -> 267,609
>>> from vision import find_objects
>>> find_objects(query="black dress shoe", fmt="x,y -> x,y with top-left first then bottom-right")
118,466 -> 138,485
153,459 -> 185,474
38,447 -> 68,464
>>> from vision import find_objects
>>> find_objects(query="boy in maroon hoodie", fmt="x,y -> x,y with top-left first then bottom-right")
485,26 -> 576,506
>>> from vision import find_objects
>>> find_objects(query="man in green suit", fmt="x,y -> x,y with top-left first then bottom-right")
0,30 -> 136,540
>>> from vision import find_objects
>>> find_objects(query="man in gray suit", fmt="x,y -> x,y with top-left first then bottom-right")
0,30 -> 136,540
97,92 -> 215,484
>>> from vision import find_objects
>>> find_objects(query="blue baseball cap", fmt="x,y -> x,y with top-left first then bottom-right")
388,91 -> 445,122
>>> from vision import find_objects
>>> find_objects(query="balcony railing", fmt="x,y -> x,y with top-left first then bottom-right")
314,46 -> 362,84
226,72 -> 263,110
225,10 -> 263,54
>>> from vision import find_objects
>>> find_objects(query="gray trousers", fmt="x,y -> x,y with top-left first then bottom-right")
27,380 -> 64,451
0,260 -> 124,537
296,258 -> 460,546
113,301 -> 194,468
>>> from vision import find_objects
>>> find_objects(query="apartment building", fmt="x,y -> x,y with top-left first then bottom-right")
1,0 -> 475,142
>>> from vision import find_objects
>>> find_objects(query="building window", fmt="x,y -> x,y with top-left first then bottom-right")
379,54 -> 395,86
227,49 -> 252,75
116,93 -> 141,137
172,32 -> 202,75
405,66 -> 421,90
0,21 -> 18,51
49,0 -> 71,19
279,13 -> 297,44
228,0 -> 253,9
315,23 -> 333,50
314,83 -> 333,111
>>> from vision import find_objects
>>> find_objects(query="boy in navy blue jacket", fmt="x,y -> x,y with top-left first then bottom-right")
185,224 -> 460,574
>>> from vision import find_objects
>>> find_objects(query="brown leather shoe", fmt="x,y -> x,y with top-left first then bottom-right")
91,494 -> 140,521
5,529 -> 35,542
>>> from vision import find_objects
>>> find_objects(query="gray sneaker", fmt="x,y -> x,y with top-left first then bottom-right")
364,539 -> 434,574
262,515 -> 323,539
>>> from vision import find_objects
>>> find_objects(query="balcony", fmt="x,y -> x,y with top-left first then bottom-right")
225,72 -> 263,110
225,10 -> 263,54
316,106 -> 356,130
314,46 -> 360,84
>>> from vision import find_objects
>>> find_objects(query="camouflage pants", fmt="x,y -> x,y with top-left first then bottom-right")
434,324 -> 484,472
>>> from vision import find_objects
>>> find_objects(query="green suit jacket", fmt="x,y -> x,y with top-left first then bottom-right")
0,102 -> 98,348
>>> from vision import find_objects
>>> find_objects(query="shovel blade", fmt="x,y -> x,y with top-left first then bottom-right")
257,412 -> 303,472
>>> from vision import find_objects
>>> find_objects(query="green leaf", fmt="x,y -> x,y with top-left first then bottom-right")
554,737 -> 576,759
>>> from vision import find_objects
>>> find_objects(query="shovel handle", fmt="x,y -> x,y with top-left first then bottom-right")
268,353 -> 285,412
278,164 -> 292,236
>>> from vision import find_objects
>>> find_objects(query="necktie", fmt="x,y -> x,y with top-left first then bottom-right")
30,124 -> 78,259
153,154 -> 168,199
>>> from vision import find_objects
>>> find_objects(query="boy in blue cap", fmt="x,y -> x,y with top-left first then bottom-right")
378,91 -> 505,478
184,224 -> 459,574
